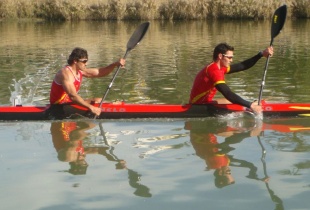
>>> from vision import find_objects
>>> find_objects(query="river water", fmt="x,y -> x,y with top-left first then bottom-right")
0,20 -> 310,210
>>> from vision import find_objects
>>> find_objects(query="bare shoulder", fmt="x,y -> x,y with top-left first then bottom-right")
55,67 -> 73,83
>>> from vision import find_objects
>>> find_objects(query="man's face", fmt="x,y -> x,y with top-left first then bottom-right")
76,57 -> 88,70
219,50 -> 233,67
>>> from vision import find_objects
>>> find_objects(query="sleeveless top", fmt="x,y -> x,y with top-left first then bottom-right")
50,66 -> 83,104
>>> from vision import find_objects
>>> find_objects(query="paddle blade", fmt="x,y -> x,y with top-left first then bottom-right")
271,5 -> 287,41
127,22 -> 150,51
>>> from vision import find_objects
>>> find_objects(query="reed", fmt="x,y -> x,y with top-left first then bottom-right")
0,0 -> 309,20
0,0 -> 37,19
291,0 -> 310,18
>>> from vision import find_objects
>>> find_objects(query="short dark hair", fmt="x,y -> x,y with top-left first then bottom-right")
213,43 -> 234,61
67,47 -> 88,65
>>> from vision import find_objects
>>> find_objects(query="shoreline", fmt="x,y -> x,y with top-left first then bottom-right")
0,0 -> 309,21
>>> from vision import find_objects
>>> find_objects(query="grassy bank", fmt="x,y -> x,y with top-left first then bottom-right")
0,0 -> 309,20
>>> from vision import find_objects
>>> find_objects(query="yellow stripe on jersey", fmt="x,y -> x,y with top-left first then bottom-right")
214,80 -> 225,85
227,66 -> 231,73
191,91 -> 209,104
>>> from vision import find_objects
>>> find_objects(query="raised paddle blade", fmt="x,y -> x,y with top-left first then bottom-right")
127,22 -> 150,51
258,5 -> 287,105
270,5 -> 287,45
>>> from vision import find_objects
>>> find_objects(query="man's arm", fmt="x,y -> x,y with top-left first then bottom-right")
229,46 -> 273,73
82,59 -> 125,78
229,52 -> 262,73
216,83 -> 262,113
215,83 -> 252,108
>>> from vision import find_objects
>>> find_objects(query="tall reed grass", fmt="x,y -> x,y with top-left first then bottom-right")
0,0 -> 309,20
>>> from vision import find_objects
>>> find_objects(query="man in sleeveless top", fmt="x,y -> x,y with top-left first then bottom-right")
49,47 -> 125,117
189,43 -> 273,114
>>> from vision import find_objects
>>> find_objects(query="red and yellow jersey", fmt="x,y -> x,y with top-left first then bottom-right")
190,132 -> 230,169
206,154 -> 230,170
51,122 -> 85,159
50,66 -> 83,104
189,62 -> 230,104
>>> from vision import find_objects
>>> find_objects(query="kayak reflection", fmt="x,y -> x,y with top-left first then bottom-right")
50,121 -> 152,197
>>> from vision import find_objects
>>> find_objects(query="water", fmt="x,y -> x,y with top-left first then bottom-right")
1,118 -> 310,210
1,20 -> 310,105
1,20 -> 310,210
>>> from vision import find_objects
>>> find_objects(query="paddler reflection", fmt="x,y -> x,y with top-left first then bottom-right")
50,121 -> 152,197
51,121 -> 97,175
186,117 -> 310,207
185,118 -> 264,188
51,121 -> 128,175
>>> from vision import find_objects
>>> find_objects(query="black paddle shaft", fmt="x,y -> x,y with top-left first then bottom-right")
98,22 -> 150,107
258,5 -> 287,105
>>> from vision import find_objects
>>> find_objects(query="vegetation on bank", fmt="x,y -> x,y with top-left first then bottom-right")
0,0 -> 309,21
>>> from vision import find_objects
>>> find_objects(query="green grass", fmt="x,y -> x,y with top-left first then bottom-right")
0,0 -> 309,20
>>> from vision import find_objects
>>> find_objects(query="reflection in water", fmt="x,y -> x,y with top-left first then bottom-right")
51,121 -> 97,175
50,121 -> 152,197
258,136 -> 284,210
185,118 -> 261,188
4,118 -> 310,209
184,117 -> 310,209
99,123 -> 152,198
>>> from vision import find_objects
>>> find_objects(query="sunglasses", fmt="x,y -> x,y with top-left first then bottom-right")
78,59 -> 88,63
222,54 -> 234,59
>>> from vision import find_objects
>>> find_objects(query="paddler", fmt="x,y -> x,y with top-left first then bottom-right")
189,43 -> 273,114
48,47 -> 125,118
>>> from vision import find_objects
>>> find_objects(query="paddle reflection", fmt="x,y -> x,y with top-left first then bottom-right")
50,121 -> 152,197
257,136 -> 284,210
98,123 -> 152,198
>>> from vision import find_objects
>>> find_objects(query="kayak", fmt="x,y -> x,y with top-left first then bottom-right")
1,100 -> 310,121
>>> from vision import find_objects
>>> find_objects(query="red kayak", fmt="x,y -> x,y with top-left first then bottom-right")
1,100 -> 310,121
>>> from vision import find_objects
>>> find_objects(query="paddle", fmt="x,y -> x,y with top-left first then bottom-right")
258,5 -> 287,105
98,22 -> 150,108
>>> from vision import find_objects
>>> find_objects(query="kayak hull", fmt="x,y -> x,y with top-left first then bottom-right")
1,101 -> 310,121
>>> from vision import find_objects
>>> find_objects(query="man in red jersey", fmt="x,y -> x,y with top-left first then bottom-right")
189,43 -> 273,114
49,47 -> 125,117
